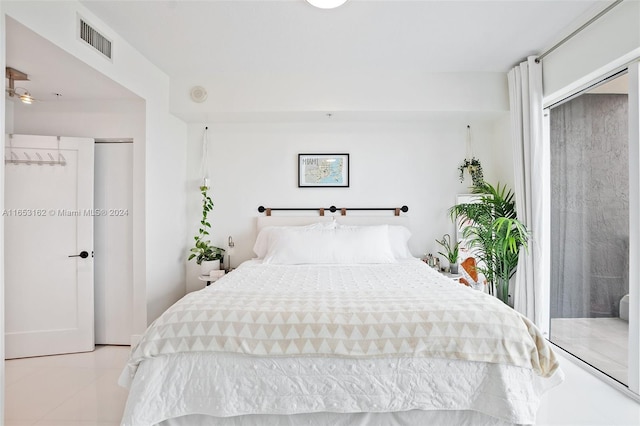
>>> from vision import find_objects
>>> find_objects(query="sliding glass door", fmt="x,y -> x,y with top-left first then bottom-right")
549,72 -> 631,386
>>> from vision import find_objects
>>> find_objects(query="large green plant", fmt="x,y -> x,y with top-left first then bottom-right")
188,185 -> 224,265
449,182 -> 529,304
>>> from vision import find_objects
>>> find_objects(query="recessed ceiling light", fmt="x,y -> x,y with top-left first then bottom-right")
306,0 -> 349,10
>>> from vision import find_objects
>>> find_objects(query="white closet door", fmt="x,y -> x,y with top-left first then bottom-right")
5,134 -> 94,359
94,142 -> 133,345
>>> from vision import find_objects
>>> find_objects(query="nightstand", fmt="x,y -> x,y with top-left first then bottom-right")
198,270 -> 226,287
441,272 -> 462,282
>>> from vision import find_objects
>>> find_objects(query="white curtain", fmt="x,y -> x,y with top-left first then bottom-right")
508,56 -> 550,335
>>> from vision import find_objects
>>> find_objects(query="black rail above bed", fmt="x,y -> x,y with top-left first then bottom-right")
257,205 -> 409,216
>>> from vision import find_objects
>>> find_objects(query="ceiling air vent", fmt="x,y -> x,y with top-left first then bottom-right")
79,18 -> 112,60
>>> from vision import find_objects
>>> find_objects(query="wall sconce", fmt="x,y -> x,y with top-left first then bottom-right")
5,66 -> 36,104
306,0 -> 348,9
13,88 -> 35,104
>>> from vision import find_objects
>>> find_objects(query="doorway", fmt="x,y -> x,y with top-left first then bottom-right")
4,135 -> 135,357
549,71 -> 630,385
5,17 -> 144,356
94,139 -> 134,345
4,135 -> 95,358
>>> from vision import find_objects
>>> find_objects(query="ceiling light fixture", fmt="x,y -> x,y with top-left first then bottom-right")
6,66 -> 36,104
306,0 -> 348,10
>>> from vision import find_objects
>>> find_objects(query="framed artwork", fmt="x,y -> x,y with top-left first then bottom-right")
298,153 -> 349,188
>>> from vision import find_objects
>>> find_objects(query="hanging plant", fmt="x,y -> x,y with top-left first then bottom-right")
459,125 -> 484,188
189,127 -> 225,265
188,184 -> 225,264
458,157 -> 484,188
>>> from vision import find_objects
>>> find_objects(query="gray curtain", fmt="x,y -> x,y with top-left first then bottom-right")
550,94 -> 629,318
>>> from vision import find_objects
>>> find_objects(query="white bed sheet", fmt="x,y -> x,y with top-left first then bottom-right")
123,351 -> 561,426
120,259 -> 563,425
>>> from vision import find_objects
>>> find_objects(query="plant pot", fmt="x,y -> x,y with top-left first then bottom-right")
495,277 -> 510,305
449,263 -> 458,275
200,259 -> 220,276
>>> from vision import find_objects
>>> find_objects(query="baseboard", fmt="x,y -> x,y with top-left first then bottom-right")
130,334 -> 143,347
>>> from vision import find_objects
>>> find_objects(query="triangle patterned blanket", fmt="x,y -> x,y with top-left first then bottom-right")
123,260 -> 559,384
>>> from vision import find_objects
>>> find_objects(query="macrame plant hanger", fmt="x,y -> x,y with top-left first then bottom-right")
465,125 -> 473,160
201,126 -> 209,189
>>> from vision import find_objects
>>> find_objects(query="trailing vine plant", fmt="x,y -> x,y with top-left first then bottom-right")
188,185 -> 225,264
458,157 -> 484,188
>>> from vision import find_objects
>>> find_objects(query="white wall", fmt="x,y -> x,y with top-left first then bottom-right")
11,99 -> 144,139
185,115 -> 511,292
1,5 -> 7,422
172,72 -> 509,122
2,1 -> 189,330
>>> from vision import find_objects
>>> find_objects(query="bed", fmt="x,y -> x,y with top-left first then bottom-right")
119,216 -> 563,425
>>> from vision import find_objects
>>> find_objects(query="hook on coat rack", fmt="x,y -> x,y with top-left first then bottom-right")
4,134 -> 67,166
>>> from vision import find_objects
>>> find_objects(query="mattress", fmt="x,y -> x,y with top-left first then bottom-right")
120,259 -> 563,425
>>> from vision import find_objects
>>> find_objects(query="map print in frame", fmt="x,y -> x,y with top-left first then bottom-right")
298,153 -> 349,188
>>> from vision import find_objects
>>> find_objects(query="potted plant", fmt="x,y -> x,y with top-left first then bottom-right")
188,184 -> 225,275
449,182 -> 529,305
435,233 -> 460,274
458,157 -> 484,188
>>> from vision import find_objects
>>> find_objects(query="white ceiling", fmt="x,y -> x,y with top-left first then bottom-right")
80,0 -> 606,75
5,17 -> 139,103
6,1 -> 613,112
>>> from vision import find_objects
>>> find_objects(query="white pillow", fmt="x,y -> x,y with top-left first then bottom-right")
253,222 -> 335,259
262,224 -> 396,264
337,224 -> 413,259
387,225 -> 413,259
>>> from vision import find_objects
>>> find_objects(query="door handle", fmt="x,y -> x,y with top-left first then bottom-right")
69,251 -> 89,259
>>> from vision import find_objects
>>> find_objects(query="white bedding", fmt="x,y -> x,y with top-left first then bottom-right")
120,259 -> 563,425
123,351 -> 560,425
159,411 -> 515,426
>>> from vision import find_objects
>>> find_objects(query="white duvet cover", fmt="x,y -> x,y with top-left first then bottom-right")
120,260 -> 563,425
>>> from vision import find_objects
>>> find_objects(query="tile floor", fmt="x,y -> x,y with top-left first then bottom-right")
5,345 -> 130,426
550,317 -> 629,384
4,345 -> 640,425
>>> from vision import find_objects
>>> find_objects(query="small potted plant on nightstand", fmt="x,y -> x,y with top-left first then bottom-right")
435,233 -> 460,274
188,184 -> 225,275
